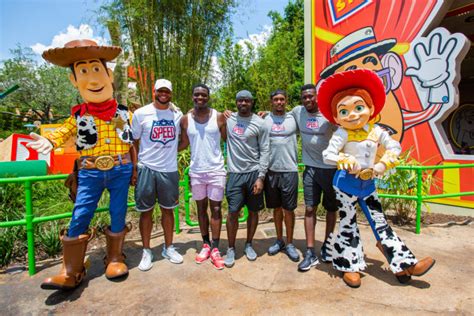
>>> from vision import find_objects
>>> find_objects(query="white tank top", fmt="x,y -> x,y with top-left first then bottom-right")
187,109 -> 225,173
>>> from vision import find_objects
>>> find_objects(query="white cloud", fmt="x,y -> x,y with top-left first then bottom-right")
209,25 -> 273,91
31,24 -> 108,55
208,55 -> 222,91
237,25 -> 272,54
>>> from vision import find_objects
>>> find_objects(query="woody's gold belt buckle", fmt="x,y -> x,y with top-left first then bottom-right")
95,156 -> 115,171
358,168 -> 374,181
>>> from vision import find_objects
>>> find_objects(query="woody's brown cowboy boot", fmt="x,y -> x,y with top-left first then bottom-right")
395,257 -> 435,283
41,230 -> 94,290
343,272 -> 361,288
104,224 -> 131,279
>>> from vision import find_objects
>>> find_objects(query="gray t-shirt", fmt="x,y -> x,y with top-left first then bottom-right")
226,113 -> 270,177
264,113 -> 298,172
290,105 -> 337,169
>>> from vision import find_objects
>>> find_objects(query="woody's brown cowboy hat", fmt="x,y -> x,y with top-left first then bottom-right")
42,39 -> 122,67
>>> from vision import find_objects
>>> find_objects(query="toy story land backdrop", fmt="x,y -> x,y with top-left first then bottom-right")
305,0 -> 473,207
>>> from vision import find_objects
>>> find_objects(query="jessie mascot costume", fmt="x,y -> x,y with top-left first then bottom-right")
318,69 -> 435,288
28,39 -> 136,290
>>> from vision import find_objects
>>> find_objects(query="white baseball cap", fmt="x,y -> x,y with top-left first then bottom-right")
154,79 -> 172,91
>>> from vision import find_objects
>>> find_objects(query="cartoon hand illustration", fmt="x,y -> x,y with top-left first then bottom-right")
405,33 -> 457,103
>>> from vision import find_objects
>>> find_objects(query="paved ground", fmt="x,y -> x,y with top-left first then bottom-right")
424,202 -> 473,217
1,219 -> 473,315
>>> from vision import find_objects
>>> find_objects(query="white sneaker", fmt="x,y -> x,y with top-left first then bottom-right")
162,245 -> 183,264
138,248 -> 153,271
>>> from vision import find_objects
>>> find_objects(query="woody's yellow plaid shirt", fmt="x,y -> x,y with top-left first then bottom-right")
47,115 -> 131,156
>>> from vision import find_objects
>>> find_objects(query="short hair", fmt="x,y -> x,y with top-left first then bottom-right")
270,89 -> 287,99
300,83 -> 316,92
192,83 -> 210,95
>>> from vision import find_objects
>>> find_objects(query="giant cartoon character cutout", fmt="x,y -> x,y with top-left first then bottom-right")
314,0 -> 470,163
318,26 -> 469,145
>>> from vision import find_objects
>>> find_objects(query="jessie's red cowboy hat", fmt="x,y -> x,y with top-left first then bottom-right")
42,39 -> 122,67
317,69 -> 386,125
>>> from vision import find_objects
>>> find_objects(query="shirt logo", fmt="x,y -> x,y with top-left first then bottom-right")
271,122 -> 285,132
232,123 -> 246,135
306,118 -> 319,130
150,119 -> 176,144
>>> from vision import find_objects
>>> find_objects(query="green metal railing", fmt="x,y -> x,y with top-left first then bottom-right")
182,167 -> 248,227
378,163 -> 474,234
1,163 -> 472,276
0,174 -> 180,276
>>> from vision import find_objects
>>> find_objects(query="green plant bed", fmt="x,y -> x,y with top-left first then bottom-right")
377,149 -> 439,225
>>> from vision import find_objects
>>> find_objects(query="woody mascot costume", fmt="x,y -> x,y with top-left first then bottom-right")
27,39 -> 136,290
318,69 -> 435,288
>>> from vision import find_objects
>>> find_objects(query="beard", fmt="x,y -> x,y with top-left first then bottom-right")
155,94 -> 171,105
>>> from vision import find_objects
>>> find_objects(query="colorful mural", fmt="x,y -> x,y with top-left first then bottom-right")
308,0 -> 473,206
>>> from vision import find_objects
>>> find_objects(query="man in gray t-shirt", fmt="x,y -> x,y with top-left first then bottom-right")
263,90 -> 300,263
290,84 -> 338,272
224,90 -> 270,268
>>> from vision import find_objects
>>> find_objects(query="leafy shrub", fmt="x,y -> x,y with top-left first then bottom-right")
378,149 -> 438,224
36,222 -> 62,257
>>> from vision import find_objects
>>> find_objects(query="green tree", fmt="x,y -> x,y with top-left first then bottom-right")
212,37 -> 256,111
213,0 -> 304,111
0,46 -> 81,125
101,0 -> 237,112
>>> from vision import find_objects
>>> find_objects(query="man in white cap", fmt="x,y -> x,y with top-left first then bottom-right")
131,79 -> 184,271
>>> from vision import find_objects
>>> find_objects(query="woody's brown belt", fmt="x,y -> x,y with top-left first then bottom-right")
79,153 -> 131,171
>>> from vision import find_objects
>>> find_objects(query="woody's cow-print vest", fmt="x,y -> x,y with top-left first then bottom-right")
73,103 -> 133,151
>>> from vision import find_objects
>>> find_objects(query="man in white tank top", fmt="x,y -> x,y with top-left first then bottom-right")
179,84 -> 227,270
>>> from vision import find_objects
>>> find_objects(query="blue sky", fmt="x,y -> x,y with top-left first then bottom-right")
0,0 -> 288,61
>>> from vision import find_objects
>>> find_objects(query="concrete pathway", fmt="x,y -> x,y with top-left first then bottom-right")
1,220 -> 473,315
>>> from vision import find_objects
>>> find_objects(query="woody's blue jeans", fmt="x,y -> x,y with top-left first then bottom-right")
68,163 -> 133,237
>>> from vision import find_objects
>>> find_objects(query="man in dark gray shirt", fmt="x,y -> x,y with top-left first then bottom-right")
263,90 -> 300,262
224,90 -> 270,268
291,84 -> 338,271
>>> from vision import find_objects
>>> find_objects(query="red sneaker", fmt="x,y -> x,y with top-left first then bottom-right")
210,248 -> 225,270
195,244 -> 211,264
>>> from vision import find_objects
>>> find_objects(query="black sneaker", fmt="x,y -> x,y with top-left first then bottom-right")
298,249 -> 319,272
268,239 -> 285,256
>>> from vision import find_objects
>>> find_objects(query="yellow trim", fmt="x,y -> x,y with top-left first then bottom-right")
313,26 -> 411,56
429,198 -> 474,209
314,26 -> 343,44
443,162 -> 460,200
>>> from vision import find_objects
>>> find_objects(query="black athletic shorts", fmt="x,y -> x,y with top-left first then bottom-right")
302,166 -> 337,212
264,171 -> 298,211
226,171 -> 265,213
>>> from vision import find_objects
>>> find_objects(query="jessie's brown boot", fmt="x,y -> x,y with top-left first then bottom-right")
104,225 -> 131,279
41,230 -> 93,290
376,241 -> 385,256
343,272 -> 361,288
396,257 -> 435,279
